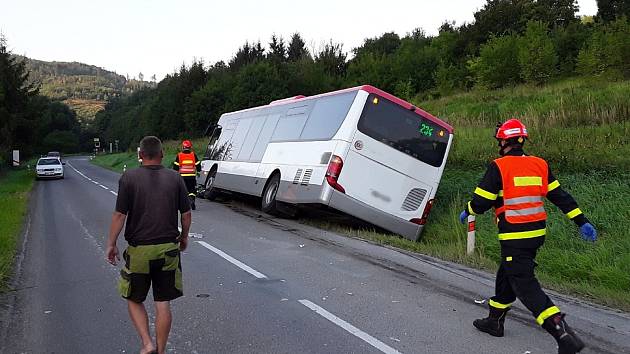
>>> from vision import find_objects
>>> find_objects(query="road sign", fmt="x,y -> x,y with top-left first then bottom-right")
12,150 -> 19,166
93,138 -> 100,142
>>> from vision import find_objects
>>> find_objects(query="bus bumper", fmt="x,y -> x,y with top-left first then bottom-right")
328,190 -> 423,241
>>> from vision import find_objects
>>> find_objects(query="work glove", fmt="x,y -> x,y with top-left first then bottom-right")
459,210 -> 469,224
579,223 -> 597,242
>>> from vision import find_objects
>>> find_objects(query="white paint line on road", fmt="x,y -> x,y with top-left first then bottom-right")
110,190 -> 118,196
197,241 -> 268,279
99,185 -> 109,190
298,299 -> 402,354
67,161 -> 119,197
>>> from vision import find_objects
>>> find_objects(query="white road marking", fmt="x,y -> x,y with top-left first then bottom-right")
197,241 -> 268,279
67,161 -> 118,196
298,299 -> 402,354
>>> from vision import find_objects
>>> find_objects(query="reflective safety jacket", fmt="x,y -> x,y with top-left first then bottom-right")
466,148 -> 589,247
173,152 -> 200,177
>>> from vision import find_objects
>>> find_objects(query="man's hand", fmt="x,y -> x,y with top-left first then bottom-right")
106,245 -> 120,265
459,210 -> 469,224
579,223 -> 597,242
178,234 -> 189,252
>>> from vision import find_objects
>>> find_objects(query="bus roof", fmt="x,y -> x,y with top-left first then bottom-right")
224,85 -> 454,133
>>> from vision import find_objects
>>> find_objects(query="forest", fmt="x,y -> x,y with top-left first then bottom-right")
92,0 -> 630,150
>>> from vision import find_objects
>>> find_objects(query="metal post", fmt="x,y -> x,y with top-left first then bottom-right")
467,215 -> 476,255
110,142 -> 113,154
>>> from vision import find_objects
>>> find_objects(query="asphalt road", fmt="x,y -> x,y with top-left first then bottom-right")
1,157 -> 629,354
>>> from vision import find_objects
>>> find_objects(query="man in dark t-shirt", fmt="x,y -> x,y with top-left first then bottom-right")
106,136 -> 192,354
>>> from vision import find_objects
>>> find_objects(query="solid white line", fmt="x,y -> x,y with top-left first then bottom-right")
197,241 -> 267,279
298,299 -> 402,354
110,190 -> 118,196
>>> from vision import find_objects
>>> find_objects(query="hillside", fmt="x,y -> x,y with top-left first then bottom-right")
18,56 -> 155,122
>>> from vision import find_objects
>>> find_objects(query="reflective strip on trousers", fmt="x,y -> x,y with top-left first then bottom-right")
504,196 -> 543,206
505,206 -> 546,217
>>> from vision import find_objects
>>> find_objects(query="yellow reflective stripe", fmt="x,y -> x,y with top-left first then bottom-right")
188,193 -> 196,196
173,162 -> 180,165
467,201 -> 477,215
505,256 -> 513,261
489,299 -> 512,309
475,187 -> 498,201
514,176 -> 542,187
498,190 -> 504,197
195,161 -> 201,165
498,228 -> 546,241
182,160 -> 194,164
536,306 -> 561,325
566,208 -> 582,219
181,173 -> 197,177
547,180 -> 560,192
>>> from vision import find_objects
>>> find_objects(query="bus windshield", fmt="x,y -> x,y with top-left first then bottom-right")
357,94 -> 450,167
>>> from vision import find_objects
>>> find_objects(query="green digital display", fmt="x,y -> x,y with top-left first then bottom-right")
419,122 -> 434,137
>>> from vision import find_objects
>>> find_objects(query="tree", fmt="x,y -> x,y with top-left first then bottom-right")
533,0 -> 580,27
597,0 -> 630,21
315,41 -> 347,77
353,32 -> 401,58
229,41 -> 265,70
287,33 -> 310,62
577,17 -> 630,77
268,34 -> 287,63
518,20 -> 558,84
470,33 -> 521,88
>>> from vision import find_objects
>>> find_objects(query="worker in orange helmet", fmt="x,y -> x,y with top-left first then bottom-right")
460,119 -> 597,354
173,140 -> 201,210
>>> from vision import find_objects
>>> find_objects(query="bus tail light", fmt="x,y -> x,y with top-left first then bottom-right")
326,155 -> 345,193
410,199 -> 435,225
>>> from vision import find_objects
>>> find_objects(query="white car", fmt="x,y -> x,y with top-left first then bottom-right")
36,157 -> 64,179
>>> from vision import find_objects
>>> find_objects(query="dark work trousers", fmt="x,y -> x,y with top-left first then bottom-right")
182,176 -> 196,196
490,243 -> 555,319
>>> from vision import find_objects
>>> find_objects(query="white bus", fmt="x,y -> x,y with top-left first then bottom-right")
200,85 -> 453,240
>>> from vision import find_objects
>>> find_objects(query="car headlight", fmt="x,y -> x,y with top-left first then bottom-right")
55,168 -> 62,172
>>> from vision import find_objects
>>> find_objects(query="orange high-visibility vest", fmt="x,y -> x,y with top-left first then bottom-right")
177,152 -> 197,177
494,156 -> 549,224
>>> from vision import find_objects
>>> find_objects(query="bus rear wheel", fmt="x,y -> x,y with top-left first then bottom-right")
261,173 -> 281,215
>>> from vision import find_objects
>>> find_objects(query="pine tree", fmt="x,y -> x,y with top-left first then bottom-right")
287,33 -> 310,62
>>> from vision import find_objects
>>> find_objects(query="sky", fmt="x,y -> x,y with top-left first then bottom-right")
0,0 -> 598,81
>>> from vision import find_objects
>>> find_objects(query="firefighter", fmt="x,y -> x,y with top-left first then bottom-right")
460,119 -> 597,354
173,140 -> 201,210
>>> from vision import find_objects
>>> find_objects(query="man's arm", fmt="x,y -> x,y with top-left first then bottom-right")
466,162 -> 502,216
106,212 -> 127,265
173,154 -> 180,171
546,168 -> 588,226
178,211 -> 192,251
194,153 -> 201,172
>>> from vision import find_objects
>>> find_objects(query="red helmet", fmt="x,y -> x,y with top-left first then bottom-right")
495,119 -> 528,140
182,140 -> 192,149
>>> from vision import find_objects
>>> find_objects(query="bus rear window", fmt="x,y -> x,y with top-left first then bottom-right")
357,94 -> 450,167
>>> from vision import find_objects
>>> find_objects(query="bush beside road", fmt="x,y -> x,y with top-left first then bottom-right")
0,169 -> 34,290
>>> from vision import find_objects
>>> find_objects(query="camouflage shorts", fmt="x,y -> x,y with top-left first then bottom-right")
118,243 -> 183,303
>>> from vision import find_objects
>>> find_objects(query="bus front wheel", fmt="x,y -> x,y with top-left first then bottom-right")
203,169 -> 220,201
261,173 -> 281,215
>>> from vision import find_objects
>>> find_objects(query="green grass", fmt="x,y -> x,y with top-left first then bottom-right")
0,168 -> 35,290
92,138 -> 208,173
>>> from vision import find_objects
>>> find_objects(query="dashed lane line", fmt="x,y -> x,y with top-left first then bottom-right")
67,161 -> 117,196
196,241 -> 268,279
298,299 -> 402,354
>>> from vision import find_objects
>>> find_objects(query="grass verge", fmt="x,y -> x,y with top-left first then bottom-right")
0,169 -> 35,290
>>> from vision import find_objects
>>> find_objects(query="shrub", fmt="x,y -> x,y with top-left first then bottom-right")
519,20 -> 558,84
470,34 -> 521,88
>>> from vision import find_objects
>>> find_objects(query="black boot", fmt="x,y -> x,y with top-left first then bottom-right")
473,305 -> 509,337
542,313 -> 585,354
189,195 -> 196,210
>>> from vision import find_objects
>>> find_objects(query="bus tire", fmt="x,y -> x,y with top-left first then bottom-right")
203,168 -> 220,201
261,173 -> 281,215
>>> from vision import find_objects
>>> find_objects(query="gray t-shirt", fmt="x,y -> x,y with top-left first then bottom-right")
115,165 -> 191,245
